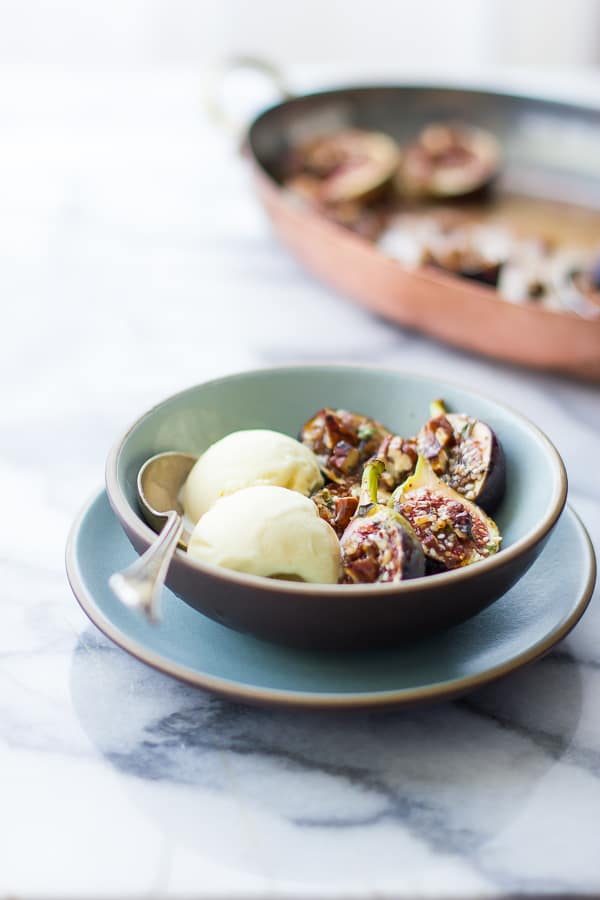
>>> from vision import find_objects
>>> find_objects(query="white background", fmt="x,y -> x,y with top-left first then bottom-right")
0,0 -> 599,70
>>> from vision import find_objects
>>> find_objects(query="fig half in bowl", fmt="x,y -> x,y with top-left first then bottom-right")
393,455 -> 501,571
105,366 -> 566,650
299,407 -> 391,484
417,399 -> 505,512
340,460 -> 426,584
398,123 -> 501,199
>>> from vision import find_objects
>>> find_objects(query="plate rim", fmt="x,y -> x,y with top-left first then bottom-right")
65,490 -> 596,711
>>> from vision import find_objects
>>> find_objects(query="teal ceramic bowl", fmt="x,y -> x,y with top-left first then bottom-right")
105,366 -> 567,650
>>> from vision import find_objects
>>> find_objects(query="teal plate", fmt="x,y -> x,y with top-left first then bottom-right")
66,491 -> 596,710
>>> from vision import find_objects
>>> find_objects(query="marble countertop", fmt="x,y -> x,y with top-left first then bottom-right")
2,64 -> 600,899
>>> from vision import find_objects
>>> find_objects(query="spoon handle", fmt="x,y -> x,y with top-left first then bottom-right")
109,511 -> 183,622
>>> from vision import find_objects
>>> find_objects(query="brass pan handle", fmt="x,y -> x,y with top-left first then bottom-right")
204,56 -> 294,137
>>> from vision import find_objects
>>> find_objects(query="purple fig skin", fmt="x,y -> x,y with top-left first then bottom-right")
425,556 -> 448,576
453,262 -> 502,288
446,413 -> 506,513
426,257 -> 502,288
592,256 -> 600,291
473,425 -> 505,513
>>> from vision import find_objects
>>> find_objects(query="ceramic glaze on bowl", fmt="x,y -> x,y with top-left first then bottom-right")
105,366 -> 567,650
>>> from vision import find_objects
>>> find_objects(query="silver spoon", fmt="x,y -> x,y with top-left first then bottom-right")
109,451 -> 198,622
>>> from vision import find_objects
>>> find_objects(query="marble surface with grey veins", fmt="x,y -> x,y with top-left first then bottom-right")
2,64 -> 600,898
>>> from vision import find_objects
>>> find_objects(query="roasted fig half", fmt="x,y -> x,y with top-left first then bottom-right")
398,123 -> 501,199
283,177 -> 387,240
340,460 -> 425,584
379,213 -> 510,286
300,408 -> 391,484
417,400 -> 505,512
392,455 -> 501,571
285,129 -> 401,206
422,233 -> 504,287
311,480 -> 360,538
323,201 -> 388,241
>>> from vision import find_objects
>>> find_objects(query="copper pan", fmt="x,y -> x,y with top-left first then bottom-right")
210,59 -> 600,380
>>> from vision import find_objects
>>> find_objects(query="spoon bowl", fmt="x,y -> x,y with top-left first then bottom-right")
109,451 -> 197,620
137,451 -> 197,550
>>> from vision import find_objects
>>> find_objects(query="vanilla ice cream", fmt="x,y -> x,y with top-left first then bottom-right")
187,485 -> 341,583
183,429 -> 323,524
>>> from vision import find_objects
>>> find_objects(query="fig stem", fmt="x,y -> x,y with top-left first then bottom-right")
389,454 -> 429,506
430,398 -> 447,418
360,458 -> 385,508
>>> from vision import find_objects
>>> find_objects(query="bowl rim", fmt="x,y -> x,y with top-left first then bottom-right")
105,363 -> 568,596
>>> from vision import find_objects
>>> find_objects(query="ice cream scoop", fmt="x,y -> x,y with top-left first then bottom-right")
187,485 -> 341,583
184,429 -> 323,523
